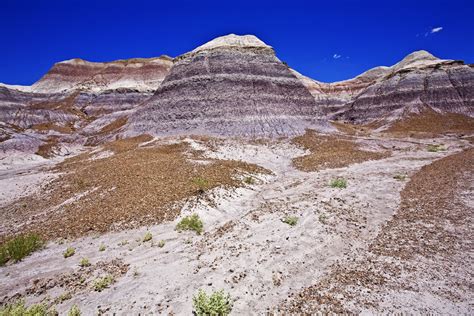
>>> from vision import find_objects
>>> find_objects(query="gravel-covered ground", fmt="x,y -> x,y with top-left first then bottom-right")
0,132 -> 472,314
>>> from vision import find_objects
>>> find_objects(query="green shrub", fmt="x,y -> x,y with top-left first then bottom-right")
98,244 -> 106,252
319,214 -> 327,224
192,177 -> 209,194
0,234 -> 43,264
67,304 -> 81,316
93,275 -> 114,292
243,176 -> 255,185
0,247 -> 8,266
0,300 -> 54,316
393,174 -> 406,181
192,289 -> 233,316
143,232 -> 153,242
330,178 -> 347,189
427,144 -> 445,152
79,257 -> 90,267
282,216 -> 298,226
176,214 -> 204,235
63,247 -> 75,258
158,240 -> 165,248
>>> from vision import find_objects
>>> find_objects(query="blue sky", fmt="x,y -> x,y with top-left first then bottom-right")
1,0 -> 473,84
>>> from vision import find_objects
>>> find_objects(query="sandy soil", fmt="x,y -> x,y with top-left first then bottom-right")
0,133 -> 472,314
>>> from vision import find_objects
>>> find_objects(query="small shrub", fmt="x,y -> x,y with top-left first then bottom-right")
243,176 -> 255,185
0,300 -> 53,316
56,291 -> 72,303
192,289 -> 233,316
158,240 -> 165,248
98,244 -> 106,251
63,247 -> 76,258
132,268 -> 140,278
143,232 -> 153,242
176,214 -> 204,235
192,177 -> 209,194
0,234 -> 43,264
79,257 -> 90,267
118,240 -> 128,246
0,247 -> 8,266
330,178 -> 347,189
93,275 -> 115,292
67,304 -> 81,316
281,216 -> 298,226
427,144 -> 445,152
319,214 -> 327,224
393,174 -> 406,181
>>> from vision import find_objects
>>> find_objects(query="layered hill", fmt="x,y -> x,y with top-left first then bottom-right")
1,34 -> 473,155
0,56 -> 173,153
128,34 -> 325,137
294,51 -> 474,130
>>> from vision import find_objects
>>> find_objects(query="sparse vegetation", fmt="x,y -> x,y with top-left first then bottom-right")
192,289 -> 233,316
63,247 -> 76,258
427,144 -> 445,152
0,300 -> 54,316
93,275 -> 115,292
282,216 -> 298,226
158,240 -> 166,248
176,214 -> 204,235
319,214 -> 327,224
98,244 -> 106,251
243,176 -> 255,185
67,304 -> 81,316
393,174 -> 407,181
330,178 -> 347,189
143,232 -> 153,242
56,291 -> 72,303
79,257 -> 90,267
192,176 -> 210,194
0,234 -> 43,265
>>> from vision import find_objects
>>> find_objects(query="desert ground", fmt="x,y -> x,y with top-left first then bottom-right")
1,129 -> 472,314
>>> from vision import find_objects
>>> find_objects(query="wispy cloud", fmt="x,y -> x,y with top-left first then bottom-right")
333,53 -> 341,59
424,26 -> 443,37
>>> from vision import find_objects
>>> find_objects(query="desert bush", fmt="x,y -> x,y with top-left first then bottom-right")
176,214 -> 204,235
192,177 -> 209,194
143,232 -> 153,242
79,257 -> 90,267
0,300 -> 54,316
98,244 -> 106,251
63,247 -> 76,258
243,176 -> 255,185
0,234 -> 43,265
67,304 -> 81,316
282,216 -> 298,226
393,174 -> 406,181
192,289 -> 233,316
158,240 -> 165,248
319,214 -> 327,224
427,144 -> 445,152
330,178 -> 347,189
93,275 -> 114,292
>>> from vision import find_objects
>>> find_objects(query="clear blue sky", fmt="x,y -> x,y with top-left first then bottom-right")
1,0 -> 473,85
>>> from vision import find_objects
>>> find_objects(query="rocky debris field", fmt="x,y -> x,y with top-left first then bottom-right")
0,131 -> 472,314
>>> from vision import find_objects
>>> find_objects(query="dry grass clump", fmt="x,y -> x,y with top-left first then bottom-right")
0,234 -> 43,266
1,136 -> 268,242
292,131 -> 390,172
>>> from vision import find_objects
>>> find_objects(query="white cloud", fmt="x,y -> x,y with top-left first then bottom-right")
431,26 -> 443,33
333,54 -> 341,59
